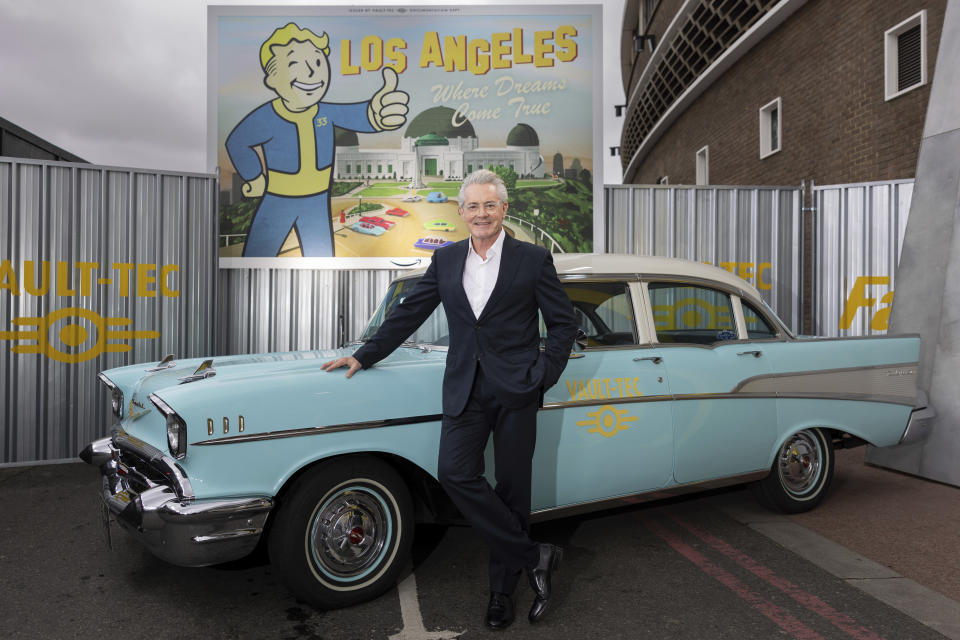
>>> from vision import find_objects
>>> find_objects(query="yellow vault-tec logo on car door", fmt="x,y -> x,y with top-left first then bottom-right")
576,404 -> 638,438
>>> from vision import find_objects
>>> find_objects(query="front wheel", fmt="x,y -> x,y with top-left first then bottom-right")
268,455 -> 414,609
751,428 -> 834,513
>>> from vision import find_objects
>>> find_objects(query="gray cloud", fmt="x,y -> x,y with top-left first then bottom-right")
1,0 -> 624,182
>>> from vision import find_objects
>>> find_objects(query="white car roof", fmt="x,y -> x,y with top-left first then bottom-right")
555,254 -> 764,304
399,252 -> 766,306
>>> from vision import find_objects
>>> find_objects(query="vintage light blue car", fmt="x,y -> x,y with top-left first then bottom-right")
81,255 -> 933,610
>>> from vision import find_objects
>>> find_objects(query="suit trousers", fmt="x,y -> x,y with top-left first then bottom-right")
437,364 -> 541,595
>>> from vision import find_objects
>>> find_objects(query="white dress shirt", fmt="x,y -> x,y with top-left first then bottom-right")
462,229 -> 506,319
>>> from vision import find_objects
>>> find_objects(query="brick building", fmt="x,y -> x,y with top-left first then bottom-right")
618,0 -> 947,186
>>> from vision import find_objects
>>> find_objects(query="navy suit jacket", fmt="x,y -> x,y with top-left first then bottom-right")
354,234 -> 577,416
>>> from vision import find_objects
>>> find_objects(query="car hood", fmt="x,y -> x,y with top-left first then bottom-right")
104,346 -> 448,446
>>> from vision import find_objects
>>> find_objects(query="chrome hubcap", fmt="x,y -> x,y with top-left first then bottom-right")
309,488 -> 388,578
777,431 -> 822,496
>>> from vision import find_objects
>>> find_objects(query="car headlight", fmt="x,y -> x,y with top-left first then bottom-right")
150,394 -> 187,460
97,373 -> 123,419
165,413 -> 187,459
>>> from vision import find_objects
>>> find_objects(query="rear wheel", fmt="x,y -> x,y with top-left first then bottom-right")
751,428 -> 834,513
268,455 -> 414,609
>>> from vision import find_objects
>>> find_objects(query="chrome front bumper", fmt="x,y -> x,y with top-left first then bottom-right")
80,429 -> 273,567
900,390 -> 936,445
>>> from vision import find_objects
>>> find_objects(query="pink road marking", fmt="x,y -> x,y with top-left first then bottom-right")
671,516 -> 885,640
644,518 -> 824,640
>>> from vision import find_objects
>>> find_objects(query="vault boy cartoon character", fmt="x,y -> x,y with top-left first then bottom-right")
226,23 -> 408,257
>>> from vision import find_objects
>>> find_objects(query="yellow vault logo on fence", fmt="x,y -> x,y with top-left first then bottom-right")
1,307 -> 160,364
576,404 -> 638,438
0,260 -> 178,363
840,276 -> 893,331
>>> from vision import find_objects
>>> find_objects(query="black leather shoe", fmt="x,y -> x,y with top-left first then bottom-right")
527,543 -> 563,623
485,592 -> 515,630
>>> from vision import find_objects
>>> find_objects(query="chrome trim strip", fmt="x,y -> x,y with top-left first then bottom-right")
149,393 -> 176,418
97,372 -> 117,391
194,370 -> 919,446
193,528 -> 264,544
793,333 -> 921,342
191,413 -> 444,446
560,273 -> 642,282
671,392 -> 916,407
542,390 -> 916,410
529,471 -> 769,522
731,362 -> 920,391
542,395 -> 672,410
581,344 -> 651,352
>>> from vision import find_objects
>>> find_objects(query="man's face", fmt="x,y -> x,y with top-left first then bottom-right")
459,183 -> 507,244
264,40 -> 330,111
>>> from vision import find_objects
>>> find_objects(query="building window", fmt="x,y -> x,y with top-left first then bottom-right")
885,10 -> 927,101
695,146 -> 709,185
388,164 -> 393,174
759,97 -> 781,159
366,164 -> 372,174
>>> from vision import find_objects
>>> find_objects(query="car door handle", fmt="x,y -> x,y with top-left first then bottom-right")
633,356 -> 663,364
737,350 -> 762,358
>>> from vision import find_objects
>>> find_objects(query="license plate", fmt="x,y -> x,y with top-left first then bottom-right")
97,495 -> 113,550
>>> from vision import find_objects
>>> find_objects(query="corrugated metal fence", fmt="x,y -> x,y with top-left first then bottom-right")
1,164 -> 913,464
216,268 -> 401,355
812,180 -> 913,337
0,157 -> 217,464
604,185 -> 802,332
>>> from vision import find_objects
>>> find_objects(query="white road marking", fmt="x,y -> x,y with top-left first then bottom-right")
388,570 -> 464,640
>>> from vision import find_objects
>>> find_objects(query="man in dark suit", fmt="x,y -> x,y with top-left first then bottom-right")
322,169 -> 577,629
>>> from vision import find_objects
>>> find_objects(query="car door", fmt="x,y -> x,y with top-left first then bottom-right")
644,280 -> 778,485
526,279 -> 674,511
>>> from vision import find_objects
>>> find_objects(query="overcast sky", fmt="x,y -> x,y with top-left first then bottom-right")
0,0 -> 626,183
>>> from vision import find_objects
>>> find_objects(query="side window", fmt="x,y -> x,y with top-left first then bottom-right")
541,282 -> 637,346
648,282 -> 736,345
741,300 -> 777,339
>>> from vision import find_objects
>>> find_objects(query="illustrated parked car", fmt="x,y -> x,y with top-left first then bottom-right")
359,215 -> 395,230
81,255 -> 933,611
424,219 -> 455,232
385,207 -> 410,217
426,191 -> 448,203
401,195 -> 422,203
349,221 -> 385,236
414,236 -> 454,251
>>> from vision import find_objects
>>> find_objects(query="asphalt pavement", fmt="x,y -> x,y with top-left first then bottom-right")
1,452 -> 958,639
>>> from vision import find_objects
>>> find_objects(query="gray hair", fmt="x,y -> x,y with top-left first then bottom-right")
457,169 -> 508,207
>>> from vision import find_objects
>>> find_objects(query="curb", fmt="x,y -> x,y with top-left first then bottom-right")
710,494 -> 960,639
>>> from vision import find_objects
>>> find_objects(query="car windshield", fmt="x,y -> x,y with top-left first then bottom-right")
359,277 -> 450,346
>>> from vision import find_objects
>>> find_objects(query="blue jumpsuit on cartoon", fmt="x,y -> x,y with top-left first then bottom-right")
226,98 -> 375,257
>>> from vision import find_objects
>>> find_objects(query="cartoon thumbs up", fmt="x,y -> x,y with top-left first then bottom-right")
368,66 -> 409,132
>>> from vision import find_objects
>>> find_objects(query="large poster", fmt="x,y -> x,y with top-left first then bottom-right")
208,5 -> 602,268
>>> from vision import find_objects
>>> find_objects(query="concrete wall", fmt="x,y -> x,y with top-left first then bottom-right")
866,0 -> 960,487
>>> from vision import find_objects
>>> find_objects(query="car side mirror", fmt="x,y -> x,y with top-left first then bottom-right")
574,329 -> 588,351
